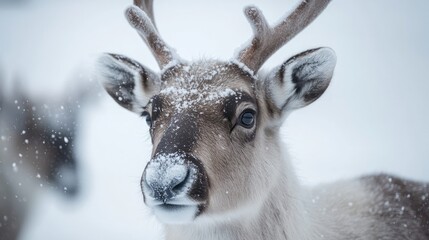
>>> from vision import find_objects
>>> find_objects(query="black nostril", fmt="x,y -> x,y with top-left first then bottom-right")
143,159 -> 192,202
171,168 -> 191,194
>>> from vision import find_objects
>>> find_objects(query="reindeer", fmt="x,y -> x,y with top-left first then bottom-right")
0,80 -> 88,239
98,0 -> 429,239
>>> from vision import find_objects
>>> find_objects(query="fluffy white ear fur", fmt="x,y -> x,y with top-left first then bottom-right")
266,47 -> 336,114
97,53 -> 160,113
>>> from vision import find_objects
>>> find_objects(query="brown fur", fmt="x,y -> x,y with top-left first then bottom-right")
98,1 -> 429,239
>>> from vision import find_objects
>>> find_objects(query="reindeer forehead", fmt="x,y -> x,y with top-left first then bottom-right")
156,62 -> 255,113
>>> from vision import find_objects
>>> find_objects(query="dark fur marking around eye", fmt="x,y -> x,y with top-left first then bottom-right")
223,92 -> 257,143
223,92 -> 255,122
150,95 -> 163,121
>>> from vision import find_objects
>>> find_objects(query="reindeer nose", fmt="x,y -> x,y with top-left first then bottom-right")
143,154 -> 192,202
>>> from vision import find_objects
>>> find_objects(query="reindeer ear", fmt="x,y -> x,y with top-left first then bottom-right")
98,53 -> 160,113
266,47 -> 336,113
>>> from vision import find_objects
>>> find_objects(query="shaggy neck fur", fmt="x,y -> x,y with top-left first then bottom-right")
163,143 -> 335,240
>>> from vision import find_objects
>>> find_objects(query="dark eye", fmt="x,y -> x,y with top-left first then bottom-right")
141,112 -> 152,127
239,110 -> 256,128
145,115 -> 152,127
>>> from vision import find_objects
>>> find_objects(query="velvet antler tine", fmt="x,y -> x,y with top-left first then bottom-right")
125,3 -> 180,70
235,0 -> 332,72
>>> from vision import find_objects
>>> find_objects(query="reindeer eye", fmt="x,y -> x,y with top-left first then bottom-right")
239,110 -> 255,128
145,115 -> 152,127
141,111 -> 152,127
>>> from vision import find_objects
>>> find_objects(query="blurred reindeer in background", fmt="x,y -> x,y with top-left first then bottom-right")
0,76 -> 96,239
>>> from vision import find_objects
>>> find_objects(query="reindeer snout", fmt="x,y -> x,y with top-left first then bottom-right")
142,153 -> 196,203
141,152 -> 209,206
144,162 -> 190,201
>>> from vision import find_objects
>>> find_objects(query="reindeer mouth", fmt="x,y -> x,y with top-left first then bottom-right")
158,203 -> 189,210
144,189 -> 206,224
151,201 -> 200,224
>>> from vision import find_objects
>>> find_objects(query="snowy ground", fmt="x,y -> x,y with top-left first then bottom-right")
1,0 -> 429,239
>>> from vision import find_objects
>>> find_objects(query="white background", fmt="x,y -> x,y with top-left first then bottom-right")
0,0 -> 428,239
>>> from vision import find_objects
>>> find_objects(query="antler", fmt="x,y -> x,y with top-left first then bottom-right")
133,0 -> 156,28
125,0 -> 180,69
235,0 -> 332,73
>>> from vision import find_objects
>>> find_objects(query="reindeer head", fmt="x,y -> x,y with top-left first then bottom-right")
15,96 -> 80,197
0,79 -> 94,198
99,0 -> 335,224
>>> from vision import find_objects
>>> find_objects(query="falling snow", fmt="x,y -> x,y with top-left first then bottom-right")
160,85 -> 236,112
0,1 -> 428,240
12,162 -> 18,172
